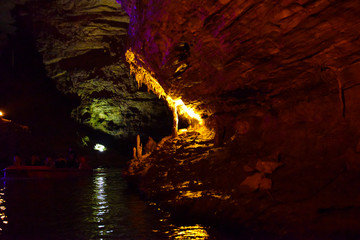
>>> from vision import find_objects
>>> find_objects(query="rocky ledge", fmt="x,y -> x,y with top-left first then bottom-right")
124,127 -> 360,239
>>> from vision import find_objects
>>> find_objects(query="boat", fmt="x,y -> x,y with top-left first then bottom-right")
3,165 -> 92,179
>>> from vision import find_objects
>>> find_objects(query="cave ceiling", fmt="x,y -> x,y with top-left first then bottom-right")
119,0 -> 360,120
18,0 -> 172,139
5,0 -> 360,141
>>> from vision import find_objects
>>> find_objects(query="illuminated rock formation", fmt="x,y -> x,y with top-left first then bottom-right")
125,49 -> 204,136
119,0 -> 360,133
119,0 -> 360,237
26,0 -> 172,139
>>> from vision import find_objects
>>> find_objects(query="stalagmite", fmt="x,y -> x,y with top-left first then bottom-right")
132,134 -> 143,160
136,134 -> 142,159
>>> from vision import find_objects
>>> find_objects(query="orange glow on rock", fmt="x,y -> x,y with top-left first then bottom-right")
125,49 -> 204,126
174,99 -> 203,125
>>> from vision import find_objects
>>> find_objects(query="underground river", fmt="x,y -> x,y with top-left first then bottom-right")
0,168 -> 239,240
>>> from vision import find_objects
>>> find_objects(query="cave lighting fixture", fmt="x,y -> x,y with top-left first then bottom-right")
94,144 -> 106,152
0,111 -> 3,117
125,50 -> 203,127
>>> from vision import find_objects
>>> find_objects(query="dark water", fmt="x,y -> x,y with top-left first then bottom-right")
0,168 -> 222,240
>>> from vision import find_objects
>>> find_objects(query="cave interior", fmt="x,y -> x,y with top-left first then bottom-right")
1,0 -> 360,238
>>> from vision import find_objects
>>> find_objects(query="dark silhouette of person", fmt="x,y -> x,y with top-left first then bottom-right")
67,146 -> 78,168
55,155 -> 66,168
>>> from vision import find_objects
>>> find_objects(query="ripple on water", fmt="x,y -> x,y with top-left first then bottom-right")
0,168 -> 221,240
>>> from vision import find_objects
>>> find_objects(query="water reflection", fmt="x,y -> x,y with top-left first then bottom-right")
92,169 -> 110,238
0,185 -> 7,231
0,169 -> 221,239
171,224 -> 210,239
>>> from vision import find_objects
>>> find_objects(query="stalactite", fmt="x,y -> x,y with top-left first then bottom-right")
172,104 -> 178,137
329,66 -> 346,118
125,49 -> 204,131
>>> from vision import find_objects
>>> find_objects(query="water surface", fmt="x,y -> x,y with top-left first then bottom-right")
0,168 -> 219,239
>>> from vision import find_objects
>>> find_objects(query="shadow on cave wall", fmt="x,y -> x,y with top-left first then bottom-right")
0,7 -> 106,167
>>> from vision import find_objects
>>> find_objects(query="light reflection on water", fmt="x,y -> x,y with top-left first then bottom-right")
0,185 -> 8,231
91,170 -> 111,239
0,168 -> 217,240
171,225 -> 210,239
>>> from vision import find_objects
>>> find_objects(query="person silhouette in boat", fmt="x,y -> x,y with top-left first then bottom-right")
31,155 -> 41,166
13,155 -> 23,166
45,157 -> 55,168
78,156 -> 91,170
67,146 -> 78,168
55,155 -> 67,168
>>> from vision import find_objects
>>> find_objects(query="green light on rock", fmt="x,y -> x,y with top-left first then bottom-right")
82,136 -> 90,146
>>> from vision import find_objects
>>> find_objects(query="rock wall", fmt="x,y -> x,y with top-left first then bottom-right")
120,0 -> 360,237
24,0 -> 173,139
119,0 -> 360,127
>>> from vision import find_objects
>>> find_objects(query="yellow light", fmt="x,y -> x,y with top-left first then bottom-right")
125,49 -> 203,125
174,99 -> 184,107
0,111 -> 3,117
174,63 -> 188,73
174,99 -> 203,124
180,190 -> 203,199
178,128 -> 188,133
171,225 -> 209,239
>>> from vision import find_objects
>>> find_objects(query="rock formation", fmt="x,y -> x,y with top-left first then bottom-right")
119,0 -> 360,237
25,0 -> 173,139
